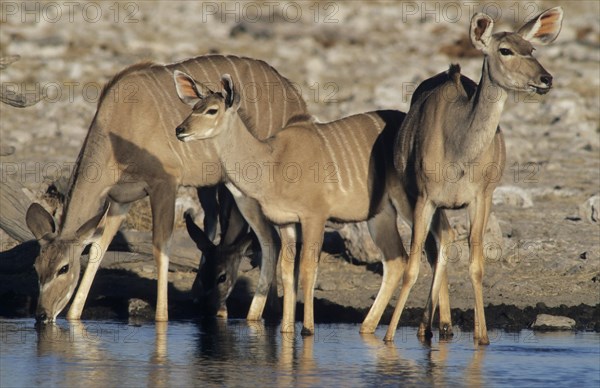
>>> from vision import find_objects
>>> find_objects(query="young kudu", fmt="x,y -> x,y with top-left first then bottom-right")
25,55 -> 308,324
391,8 -> 563,344
173,72 -> 455,336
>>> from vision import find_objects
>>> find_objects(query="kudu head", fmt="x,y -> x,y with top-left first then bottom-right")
470,7 -> 563,94
184,211 -> 253,318
173,71 -> 241,142
25,203 -> 109,324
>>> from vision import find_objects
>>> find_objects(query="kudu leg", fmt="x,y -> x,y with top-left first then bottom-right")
280,224 -> 297,333
468,195 -> 492,345
384,198 -> 436,342
149,183 -> 177,322
299,220 -> 325,336
360,202 -> 407,334
67,202 -> 130,320
234,196 -> 280,321
419,209 -> 454,339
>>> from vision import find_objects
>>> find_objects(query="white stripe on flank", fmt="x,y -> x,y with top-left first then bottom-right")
205,56 -> 222,86
191,59 -> 212,87
246,59 -> 260,132
179,63 -> 195,81
328,121 -> 355,192
141,74 -> 184,170
343,118 -> 368,191
315,125 -> 347,194
225,56 -> 243,82
276,72 -> 287,131
258,63 -> 274,138
365,113 -> 383,137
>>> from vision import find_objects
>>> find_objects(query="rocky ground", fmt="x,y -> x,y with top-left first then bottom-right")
1,1 -> 598,331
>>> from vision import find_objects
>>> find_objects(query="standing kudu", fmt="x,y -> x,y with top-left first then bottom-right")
173,72 -> 455,336
390,8 -> 563,344
25,55 -> 308,323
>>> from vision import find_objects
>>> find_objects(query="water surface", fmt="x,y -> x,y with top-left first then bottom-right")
1,319 -> 598,387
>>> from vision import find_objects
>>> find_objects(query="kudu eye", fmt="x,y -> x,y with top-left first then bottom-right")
205,108 -> 218,115
58,265 -> 69,275
217,274 -> 227,284
499,48 -> 513,56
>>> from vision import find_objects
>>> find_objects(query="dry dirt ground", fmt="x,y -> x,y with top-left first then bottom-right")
0,1 -> 598,330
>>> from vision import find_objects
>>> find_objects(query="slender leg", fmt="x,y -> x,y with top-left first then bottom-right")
149,183 -> 177,322
424,229 -> 450,339
360,200 -> 407,334
437,211 -> 455,337
393,191 -> 453,339
280,224 -> 297,333
234,195 -> 280,321
420,209 -> 454,339
468,194 -> 491,345
419,228 -> 439,338
299,220 -> 325,336
384,197 -> 435,342
67,201 -> 131,320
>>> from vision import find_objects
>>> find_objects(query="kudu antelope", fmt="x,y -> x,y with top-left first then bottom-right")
173,72 -> 455,336
25,55 -> 308,324
184,187 -> 259,318
390,8 -> 563,344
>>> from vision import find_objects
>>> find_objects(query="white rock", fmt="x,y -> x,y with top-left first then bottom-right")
532,314 -> 576,330
493,186 -> 533,208
336,222 -> 382,264
579,194 -> 600,223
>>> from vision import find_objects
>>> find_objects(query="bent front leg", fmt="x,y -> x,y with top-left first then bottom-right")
67,202 -> 131,320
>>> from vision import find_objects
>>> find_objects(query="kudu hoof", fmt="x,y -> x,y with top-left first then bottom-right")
439,323 -> 454,339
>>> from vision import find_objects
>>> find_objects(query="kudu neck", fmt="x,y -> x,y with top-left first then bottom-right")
217,112 -> 274,197
456,56 -> 507,162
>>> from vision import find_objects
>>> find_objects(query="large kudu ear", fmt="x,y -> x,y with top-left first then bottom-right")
221,74 -> 240,110
26,203 -> 57,241
76,202 -> 110,245
470,13 -> 494,52
173,70 -> 212,107
517,7 -> 563,45
184,209 -> 215,253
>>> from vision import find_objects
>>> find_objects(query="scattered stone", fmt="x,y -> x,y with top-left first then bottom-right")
492,186 -> 533,208
532,314 -> 576,331
336,222 -> 382,264
579,194 -> 600,223
128,298 -> 153,319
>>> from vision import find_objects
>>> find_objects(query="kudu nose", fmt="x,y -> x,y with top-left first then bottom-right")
540,74 -> 553,87
35,312 -> 47,323
176,126 -> 185,137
